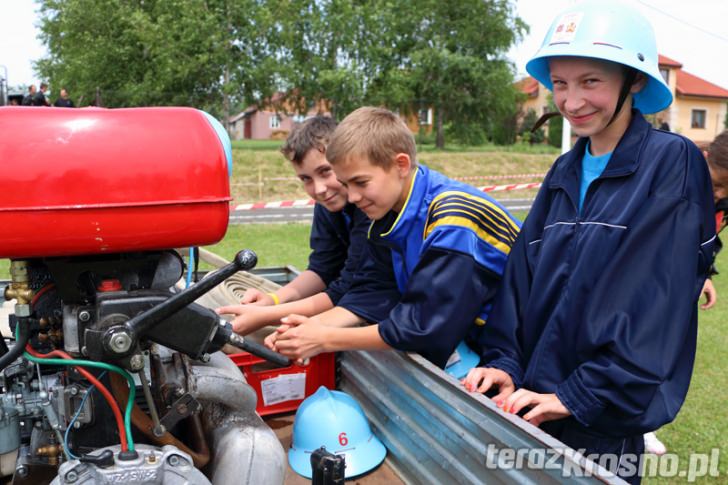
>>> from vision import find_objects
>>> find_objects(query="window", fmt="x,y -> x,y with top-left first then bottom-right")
269,114 -> 281,129
659,68 -> 669,84
418,108 -> 433,125
292,114 -> 305,123
691,109 -> 706,129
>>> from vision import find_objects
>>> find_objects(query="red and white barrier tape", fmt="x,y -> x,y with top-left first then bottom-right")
456,173 -> 546,182
233,181 -> 542,211
230,172 -> 547,186
479,182 -> 542,193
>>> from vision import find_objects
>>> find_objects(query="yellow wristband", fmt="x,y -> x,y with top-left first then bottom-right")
267,292 -> 280,305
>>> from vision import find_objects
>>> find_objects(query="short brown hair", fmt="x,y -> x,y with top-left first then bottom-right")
326,107 -> 417,169
708,130 -> 728,171
280,116 -> 337,164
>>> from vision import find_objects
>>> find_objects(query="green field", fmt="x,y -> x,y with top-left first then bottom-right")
229,140 -> 553,203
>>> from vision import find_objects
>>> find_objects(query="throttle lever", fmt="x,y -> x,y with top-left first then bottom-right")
102,250 -> 257,356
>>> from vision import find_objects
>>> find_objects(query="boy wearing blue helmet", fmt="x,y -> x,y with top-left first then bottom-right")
463,1 -> 715,482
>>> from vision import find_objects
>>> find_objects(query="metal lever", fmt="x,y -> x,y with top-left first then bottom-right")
124,250 -> 257,338
103,250 -> 257,356
228,333 -> 290,367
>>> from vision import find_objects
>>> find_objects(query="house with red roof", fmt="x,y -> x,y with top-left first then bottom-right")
516,54 -> 728,144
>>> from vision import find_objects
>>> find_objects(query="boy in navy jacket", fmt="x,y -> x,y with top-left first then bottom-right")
463,2 -> 715,482
217,116 -> 397,334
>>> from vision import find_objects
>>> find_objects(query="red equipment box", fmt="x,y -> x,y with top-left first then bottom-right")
229,351 -> 336,416
0,106 -> 230,259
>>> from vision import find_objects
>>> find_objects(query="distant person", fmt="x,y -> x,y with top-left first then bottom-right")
32,83 -> 50,106
53,88 -> 75,108
9,98 -> 19,106
699,131 -> 728,310
21,85 -> 36,106
659,121 -> 670,132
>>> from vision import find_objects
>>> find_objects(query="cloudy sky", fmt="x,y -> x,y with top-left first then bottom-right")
2,0 -> 728,93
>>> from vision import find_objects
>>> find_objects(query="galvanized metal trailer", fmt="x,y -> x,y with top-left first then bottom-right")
223,260 -> 625,485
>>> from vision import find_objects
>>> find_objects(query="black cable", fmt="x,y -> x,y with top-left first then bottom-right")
0,323 -> 30,370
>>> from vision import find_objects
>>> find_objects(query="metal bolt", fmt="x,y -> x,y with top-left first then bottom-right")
174,388 -> 185,398
65,469 -> 79,483
81,346 -> 88,356
167,455 -> 180,467
78,311 -> 91,323
69,386 -> 79,396
109,333 -> 132,353
16,465 -> 28,477
200,353 -> 211,363
73,421 -> 81,429
129,355 -> 145,371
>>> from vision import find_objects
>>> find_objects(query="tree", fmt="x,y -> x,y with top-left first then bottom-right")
369,0 -> 527,148
35,0 -> 278,114
276,0 -> 526,149
35,0 -> 526,148
546,96 -> 563,148
520,109 -> 544,145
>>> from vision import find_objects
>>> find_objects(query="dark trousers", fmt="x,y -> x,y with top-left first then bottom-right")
541,419 -> 645,485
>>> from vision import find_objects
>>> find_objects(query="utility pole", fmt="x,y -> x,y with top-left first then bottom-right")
561,118 -> 571,154
0,65 -> 8,106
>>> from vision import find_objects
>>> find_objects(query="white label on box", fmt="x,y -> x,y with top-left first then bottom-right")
260,373 -> 307,406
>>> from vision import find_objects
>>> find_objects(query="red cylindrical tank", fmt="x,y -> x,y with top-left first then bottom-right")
0,107 -> 231,258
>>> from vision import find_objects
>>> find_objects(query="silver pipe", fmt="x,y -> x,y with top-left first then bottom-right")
138,370 -> 165,437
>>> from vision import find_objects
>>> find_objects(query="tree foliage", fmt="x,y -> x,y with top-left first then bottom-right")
36,0 -> 526,147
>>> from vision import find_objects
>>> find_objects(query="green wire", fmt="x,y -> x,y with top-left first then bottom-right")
23,353 -> 136,452
16,327 -> 136,451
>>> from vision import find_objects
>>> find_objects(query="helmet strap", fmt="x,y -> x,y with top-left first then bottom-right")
607,67 -> 638,127
531,111 -> 561,133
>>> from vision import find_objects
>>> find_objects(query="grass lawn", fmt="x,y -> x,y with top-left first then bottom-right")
229,141 -> 555,203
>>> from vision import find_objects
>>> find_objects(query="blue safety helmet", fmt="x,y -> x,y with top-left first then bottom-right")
526,0 -> 672,114
200,110 -> 233,177
445,341 -> 480,380
289,386 -> 386,479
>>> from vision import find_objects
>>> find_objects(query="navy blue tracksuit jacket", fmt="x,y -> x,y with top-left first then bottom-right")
308,202 -> 398,322
480,112 -> 716,438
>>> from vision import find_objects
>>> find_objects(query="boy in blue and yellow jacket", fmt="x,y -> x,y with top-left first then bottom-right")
266,107 -> 520,369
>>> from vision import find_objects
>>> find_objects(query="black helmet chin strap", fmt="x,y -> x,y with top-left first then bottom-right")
607,67 -> 638,127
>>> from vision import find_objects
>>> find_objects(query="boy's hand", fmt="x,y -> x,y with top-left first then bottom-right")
499,389 -> 571,427
240,288 -> 275,306
264,324 -> 291,351
700,278 -> 717,310
274,314 -> 330,362
461,367 -> 515,403
216,305 -> 268,334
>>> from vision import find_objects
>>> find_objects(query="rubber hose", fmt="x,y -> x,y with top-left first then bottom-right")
109,373 -> 211,468
0,323 -> 29,370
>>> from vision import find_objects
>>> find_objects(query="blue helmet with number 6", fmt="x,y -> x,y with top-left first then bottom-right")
289,386 -> 386,478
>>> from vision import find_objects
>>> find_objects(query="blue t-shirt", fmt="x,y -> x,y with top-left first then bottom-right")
579,142 -> 612,211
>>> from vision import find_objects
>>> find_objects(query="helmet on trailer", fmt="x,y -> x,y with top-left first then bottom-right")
445,341 -> 480,380
526,0 -> 672,114
289,386 -> 386,478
